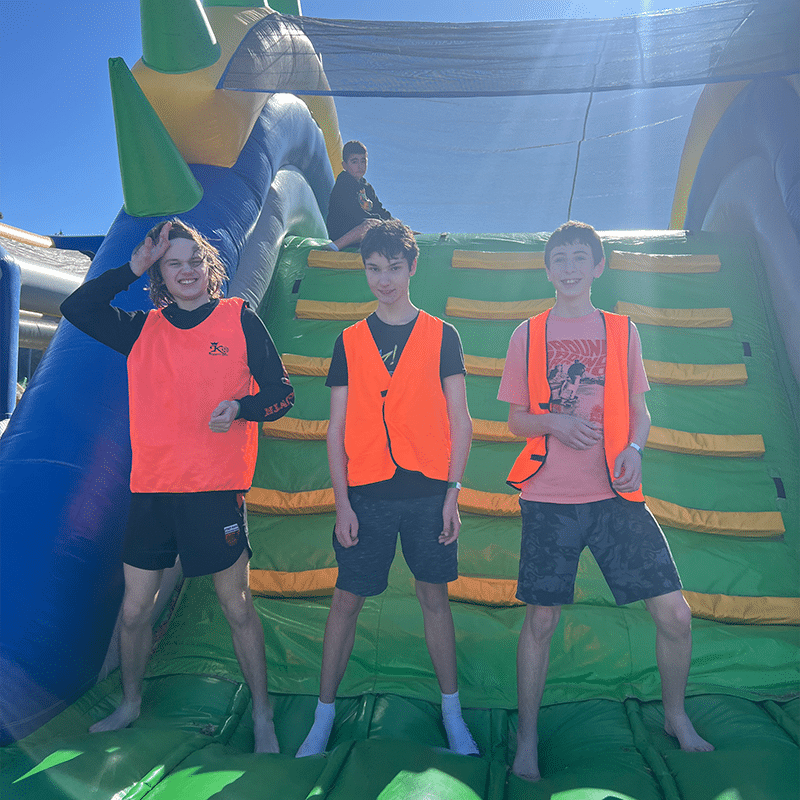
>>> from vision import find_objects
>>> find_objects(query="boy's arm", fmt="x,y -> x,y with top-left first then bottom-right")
327,385 -> 359,547
441,373 -> 472,545
60,223 -> 171,356
59,263 -> 149,356
612,391 -> 650,493
508,404 -> 602,450
365,183 -> 391,219
212,308 -> 294,432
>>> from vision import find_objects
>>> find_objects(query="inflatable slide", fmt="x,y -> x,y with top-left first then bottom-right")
1,2 -> 797,798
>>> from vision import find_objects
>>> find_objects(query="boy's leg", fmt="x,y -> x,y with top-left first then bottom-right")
415,579 -> 479,755
90,564 -> 163,733
415,580 -> 458,693
213,550 -> 278,754
645,591 -> 714,752
514,603 -> 561,781
295,587 -> 366,757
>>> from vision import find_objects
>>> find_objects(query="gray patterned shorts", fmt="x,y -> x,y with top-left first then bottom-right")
334,491 -> 458,597
517,497 -> 682,606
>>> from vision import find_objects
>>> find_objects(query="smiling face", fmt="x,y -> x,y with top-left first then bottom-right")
545,241 -> 604,301
364,251 -> 416,310
342,152 -> 368,181
159,238 -> 210,311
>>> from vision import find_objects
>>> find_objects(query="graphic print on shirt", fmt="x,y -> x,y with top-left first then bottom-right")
357,187 -> 373,213
547,338 -> 606,423
381,344 -> 399,373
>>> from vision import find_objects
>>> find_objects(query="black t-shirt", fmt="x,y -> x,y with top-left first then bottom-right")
326,312 -> 465,499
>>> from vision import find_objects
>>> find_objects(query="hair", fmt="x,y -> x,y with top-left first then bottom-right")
137,219 -> 227,308
342,140 -> 367,161
544,221 -> 604,269
360,219 -> 419,268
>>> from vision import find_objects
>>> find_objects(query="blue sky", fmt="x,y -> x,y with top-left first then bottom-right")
1,1 -> 692,236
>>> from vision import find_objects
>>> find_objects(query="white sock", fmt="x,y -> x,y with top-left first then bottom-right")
441,691 -> 479,756
295,699 -> 336,757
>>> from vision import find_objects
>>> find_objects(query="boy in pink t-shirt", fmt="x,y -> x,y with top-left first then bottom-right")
498,222 -> 713,782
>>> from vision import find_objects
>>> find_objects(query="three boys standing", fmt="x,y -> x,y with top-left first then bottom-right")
64,199 -> 712,774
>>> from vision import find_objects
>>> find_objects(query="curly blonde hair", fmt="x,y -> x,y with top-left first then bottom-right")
138,219 -> 228,308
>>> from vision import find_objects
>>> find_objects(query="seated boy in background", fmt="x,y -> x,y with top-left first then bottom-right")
296,219 -> 478,758
326,140 -> 392,250
498,221 -> 713,781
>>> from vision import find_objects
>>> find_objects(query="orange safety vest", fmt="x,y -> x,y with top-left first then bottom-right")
342,311 -> 450,487
506,308 -> 645,502
128,298 -> 258,493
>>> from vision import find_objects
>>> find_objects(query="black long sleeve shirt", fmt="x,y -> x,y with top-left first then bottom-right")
60,263 -> 294,421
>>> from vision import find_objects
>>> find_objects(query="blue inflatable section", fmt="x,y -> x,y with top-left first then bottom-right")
686,77 -> 800,243
0,94 -> 333,745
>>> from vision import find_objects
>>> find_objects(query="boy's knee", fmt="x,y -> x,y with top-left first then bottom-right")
649,592 -> 692,635
415,580 -> 449,612
330,588 -> 366,619
121,595 -> 155,628
524,605 -> 561,640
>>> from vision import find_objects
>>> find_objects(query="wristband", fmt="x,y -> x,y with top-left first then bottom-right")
628,442 -> 643,455
447,481 -> 462,490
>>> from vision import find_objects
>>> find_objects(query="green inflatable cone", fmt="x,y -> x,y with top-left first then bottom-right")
108,57 -> 203,217
141,0 -> 220,74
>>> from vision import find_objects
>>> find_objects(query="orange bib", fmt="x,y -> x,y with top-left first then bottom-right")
127,298 -> 258,493
343,311 -> 450,486
506,308 -> 644,502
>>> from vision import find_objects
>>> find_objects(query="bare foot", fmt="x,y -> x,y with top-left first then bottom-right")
89,700 -> 141,733
665,713 -> 714,752
254,716 -> 280,754
512,735 -> 541,781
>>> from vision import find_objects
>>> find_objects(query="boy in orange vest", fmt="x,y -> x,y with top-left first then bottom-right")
61,220 -> 294,753
296,219 -> 478,757
498,222 -> 713,781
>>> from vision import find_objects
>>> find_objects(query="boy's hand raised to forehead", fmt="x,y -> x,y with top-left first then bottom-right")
130,222 -> 172,277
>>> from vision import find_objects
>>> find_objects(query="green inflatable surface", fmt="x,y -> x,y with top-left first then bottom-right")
3,231 -> 798,799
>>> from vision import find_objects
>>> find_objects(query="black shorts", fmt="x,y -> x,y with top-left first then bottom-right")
123,491 -> 252,578
516,497 -> 682,607
334,492 -> 458,597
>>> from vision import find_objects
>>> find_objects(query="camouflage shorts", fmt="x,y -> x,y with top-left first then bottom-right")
516,497 -> 682,606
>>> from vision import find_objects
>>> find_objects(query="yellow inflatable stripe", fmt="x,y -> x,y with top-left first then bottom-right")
446,297 -> 554,320
464,354 -> 506,376
645,496 -> 784,537
681,591 -> 800,626
250,568 -> 337,598
247,487 -> 783,535
451,250 -> 545,270
281,353 -> 332,376
610,251 -> 721,273
283,351 -> 505,378
615,301 -> 733,328
296,299 -> 377,321
472,419 -> 523,442
281,352 -> 745,386
647,426 -> 765,457
246,487 -> 335,515
459,488 -> 520,516
248,569 -> 798,624
262,418 -> 328,440
448,579 -> 798,624
643,359 -> 747,385
260,416 -> 764,457
261,416 -> 521,443
307,250 -> 364,270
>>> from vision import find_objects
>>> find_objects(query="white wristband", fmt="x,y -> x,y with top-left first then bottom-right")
628,442 -> 642,454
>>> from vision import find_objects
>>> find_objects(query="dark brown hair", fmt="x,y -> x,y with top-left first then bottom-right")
137,219 -> 227,308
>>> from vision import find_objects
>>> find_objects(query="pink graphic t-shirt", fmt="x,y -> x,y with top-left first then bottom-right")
497,310 -> 649,503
